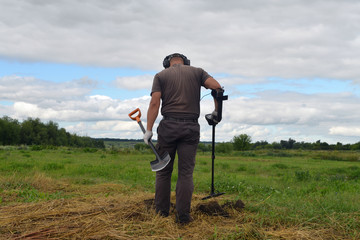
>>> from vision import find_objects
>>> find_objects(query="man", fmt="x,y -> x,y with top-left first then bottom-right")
144,53 -> 222,224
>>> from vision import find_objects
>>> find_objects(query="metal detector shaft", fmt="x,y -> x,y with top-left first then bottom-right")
202,124 -> 225,200
211,124 -> 216,194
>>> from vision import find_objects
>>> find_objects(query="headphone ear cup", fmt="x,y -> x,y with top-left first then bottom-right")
163,56 -> 170,68
184,58 -> 190,66
180,54 -> 190,66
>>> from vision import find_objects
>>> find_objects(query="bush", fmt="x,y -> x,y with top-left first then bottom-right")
197,143 -> 211,152
295,170 -> 311,181
134,143 -> 151,152
216,142 -> 233,154
232,134 -> 252,151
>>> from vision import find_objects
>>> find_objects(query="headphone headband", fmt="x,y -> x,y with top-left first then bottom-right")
163,53 -> 190,68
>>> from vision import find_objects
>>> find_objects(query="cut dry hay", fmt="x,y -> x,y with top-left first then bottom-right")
0,185 -> 351,239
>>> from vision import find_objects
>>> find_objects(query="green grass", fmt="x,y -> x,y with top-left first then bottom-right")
195,150 -> 360,234
0,147 -> 359,237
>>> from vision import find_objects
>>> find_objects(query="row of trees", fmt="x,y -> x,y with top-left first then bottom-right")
0,116 -> 104,148
250,137 -> 360,151
1,115 -> 359,151
198,134 -> 360,153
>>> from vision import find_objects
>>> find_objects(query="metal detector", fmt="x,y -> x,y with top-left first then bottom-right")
202,88 -> 228,200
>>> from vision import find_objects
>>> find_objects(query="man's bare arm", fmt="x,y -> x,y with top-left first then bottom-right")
204,77 -> 222,111
146,91 -> 161,131
204,77 -> 221,90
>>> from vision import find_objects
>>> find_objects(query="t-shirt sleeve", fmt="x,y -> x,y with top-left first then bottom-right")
151,74 -> 161,96
200,68 -> 212,86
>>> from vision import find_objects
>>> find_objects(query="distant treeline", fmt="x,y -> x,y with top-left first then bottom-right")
2,116 -> 359,151
98,138 -> 144,143
0,116 -> 104,148
250,138 -> 360,151
199,134 -> 360,153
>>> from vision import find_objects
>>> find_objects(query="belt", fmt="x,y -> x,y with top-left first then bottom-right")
163,116 -> 198,123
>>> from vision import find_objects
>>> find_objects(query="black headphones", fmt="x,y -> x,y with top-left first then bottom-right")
163,53 -> 190,68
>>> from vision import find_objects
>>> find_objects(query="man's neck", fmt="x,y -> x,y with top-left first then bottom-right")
170,62 -> 184,67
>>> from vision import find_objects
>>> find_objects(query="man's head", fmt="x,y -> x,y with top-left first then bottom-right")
163,53 -> 190,68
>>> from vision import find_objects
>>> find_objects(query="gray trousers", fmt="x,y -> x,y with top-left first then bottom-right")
155,119 -> 200,217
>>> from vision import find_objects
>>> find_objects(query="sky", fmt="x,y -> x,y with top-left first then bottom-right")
1,0 -> 360,144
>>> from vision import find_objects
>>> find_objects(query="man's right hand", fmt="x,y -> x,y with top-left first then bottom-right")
143,130 -> 153,145
211,110 -> 218,123
205,110 -> 219,125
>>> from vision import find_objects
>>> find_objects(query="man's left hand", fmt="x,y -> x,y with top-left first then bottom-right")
143,130 -> 153,145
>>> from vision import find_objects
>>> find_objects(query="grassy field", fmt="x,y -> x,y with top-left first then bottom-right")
0,147 -> 359,239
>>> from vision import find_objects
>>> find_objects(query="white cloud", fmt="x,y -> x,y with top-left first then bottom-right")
1,1 -> 360,144
11,96 -> 150,122
90,121 -> 138,132
198,90 -> 360,142
114,75 -> 153,90
64,120 -> 147,139
0,75 -> 95,103
1,75 -> 150,122
329,126 -> 360,137
1,1 -> 360,81
13,102 -> 57,119
1,72 -> 360,143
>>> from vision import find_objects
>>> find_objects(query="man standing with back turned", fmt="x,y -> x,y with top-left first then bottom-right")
144,53 -> 222,224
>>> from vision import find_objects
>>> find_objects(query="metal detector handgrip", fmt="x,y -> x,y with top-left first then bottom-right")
216,90 -> 228,123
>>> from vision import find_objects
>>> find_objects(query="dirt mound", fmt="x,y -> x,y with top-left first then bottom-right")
195,199 -> 245,217
222,199 -> 246,211
143,198 -> 155,210
145,198 -> 245,218
196,200 -> 230,217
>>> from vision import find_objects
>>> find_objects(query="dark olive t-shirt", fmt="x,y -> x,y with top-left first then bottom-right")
151,64 -> 211,118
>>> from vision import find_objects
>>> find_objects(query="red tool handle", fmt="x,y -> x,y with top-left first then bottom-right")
128,108 -> 141,123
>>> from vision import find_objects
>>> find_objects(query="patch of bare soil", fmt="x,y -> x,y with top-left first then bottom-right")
195,199 -> 245,217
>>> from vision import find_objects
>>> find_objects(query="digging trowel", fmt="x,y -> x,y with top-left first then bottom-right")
128,108 -> 171,172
